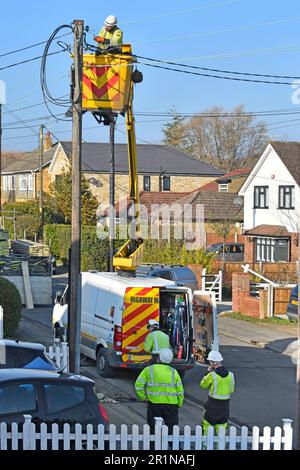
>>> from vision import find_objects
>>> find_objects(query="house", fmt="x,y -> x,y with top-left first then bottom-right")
239,141 -> 300,263
198,168 -> 251,194
175,191 -> 244,247
1,136 -> 57,203
1,141 -> 223,206
47,141 -> 224,206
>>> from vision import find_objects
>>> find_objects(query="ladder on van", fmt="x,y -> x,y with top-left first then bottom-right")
201,269 -> 223,302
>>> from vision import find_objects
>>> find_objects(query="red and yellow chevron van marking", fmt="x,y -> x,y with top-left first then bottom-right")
122,287 -> 159,363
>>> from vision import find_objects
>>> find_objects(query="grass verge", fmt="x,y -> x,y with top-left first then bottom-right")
221,311 -> 296,326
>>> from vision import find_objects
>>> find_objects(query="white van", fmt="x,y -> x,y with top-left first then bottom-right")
53,272 -> 212,378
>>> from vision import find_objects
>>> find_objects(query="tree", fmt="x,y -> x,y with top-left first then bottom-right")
209,220 -> 234,270
162,107 -> 189,152
163,105 -> 268,172
49,169 -> 99,226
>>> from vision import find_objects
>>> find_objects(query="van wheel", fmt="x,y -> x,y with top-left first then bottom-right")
96,349 -> 114,378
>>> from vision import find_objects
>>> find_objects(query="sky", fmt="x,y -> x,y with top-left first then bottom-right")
1,0 -> 300,151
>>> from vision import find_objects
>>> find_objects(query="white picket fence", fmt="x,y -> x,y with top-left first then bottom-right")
0,416 -> 293,450
45,340 -> 69,372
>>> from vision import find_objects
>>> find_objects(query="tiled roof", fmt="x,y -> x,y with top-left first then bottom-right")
61,142 -> 224,177
245,225 -> 290,237
2,144 -> 59,174
197,168 -> 251,192
106,191 -> 190,217
270,141 -> 300,186
176,191 -> 244,222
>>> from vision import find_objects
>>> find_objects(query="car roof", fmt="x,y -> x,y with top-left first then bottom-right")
0,340 -> 44,351
0,369 -> 95,384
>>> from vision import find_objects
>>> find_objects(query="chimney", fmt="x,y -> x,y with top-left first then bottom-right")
44,131 -> 53,151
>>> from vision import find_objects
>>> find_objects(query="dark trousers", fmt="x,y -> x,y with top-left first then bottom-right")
147,403 -> 179,434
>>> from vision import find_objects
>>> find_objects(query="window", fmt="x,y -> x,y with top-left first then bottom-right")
255,237 -> 289,262
19,175 -> 28,191
163,176 -> 171,191
28,174 -> 33,191
143,176 -> 151,192
219,183 -> 229,193
278,186 -> 295,209
44,384 -> 85,414
158,271 -> 173,281
8,175 -> 16,191
0,383 -> 37,415
3,176 -> 7,191
254,186 -> 269,209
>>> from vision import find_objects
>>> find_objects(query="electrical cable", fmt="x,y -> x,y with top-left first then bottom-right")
137,61 -> 294,86
40,24 -> 73,122
135,55 -> 300,81
0,50 -> 65,72
0,32 -> 72,58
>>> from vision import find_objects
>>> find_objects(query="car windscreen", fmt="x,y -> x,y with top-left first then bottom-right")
0,347 -> 57,370
173,268 -> 196,282
206,244 -> 222,252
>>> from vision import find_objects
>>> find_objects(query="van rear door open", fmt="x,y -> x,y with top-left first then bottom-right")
122,287 -> 160,364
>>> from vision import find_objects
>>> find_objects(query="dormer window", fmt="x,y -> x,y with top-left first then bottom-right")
219,183 -> 229,193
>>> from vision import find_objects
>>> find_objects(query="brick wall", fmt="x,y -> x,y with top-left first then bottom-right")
232,272 -> 266,318
290,235 -> 299,263
244,237 -> 254,263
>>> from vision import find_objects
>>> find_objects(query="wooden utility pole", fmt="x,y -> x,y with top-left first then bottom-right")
39,125 -> 44,236
109,118 -> 115,272
297,234 -> 300,449
0,104 -> 2,216
69,20 -> 84,374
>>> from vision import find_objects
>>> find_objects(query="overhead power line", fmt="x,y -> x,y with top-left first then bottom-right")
135,55 -> 300,81
0,31 -> 72,58
137,61 -> 294,86
0,50 -> 65,72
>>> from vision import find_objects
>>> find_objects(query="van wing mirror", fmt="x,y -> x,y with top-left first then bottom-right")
55,291 -> 63,305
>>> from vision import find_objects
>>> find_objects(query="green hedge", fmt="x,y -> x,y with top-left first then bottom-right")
0,277 -> 22,338
142,240 -> 215,271
44,225 -> 215,272
44,225 -> 118,271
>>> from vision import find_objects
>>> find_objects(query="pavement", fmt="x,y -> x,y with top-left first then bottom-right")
218,316 -> 298,357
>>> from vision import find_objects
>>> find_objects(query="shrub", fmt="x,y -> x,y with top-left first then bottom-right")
0,277 -> 22,338
142,240 -> 215,271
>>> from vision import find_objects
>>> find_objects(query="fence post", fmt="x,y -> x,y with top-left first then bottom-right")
23,415 -> 33,451
62,342 -> 69,372
282,419 -> 293,450
0,306 -> 3,340
202,269 -> 206,291
154,417 -> 164,450
218,270 -> 223,302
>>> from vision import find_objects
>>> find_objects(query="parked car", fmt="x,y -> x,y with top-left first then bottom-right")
136,264 -> 198,291
286,285 -> 298,322
0,369 -> 109,430
206,243 -> 245,262
0,340 -> 57,371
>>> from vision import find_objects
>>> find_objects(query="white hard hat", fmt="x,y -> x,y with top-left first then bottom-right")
159,348 -> 173,364
147,319 -> 159,328
105,15 -> 117,27
207,351 -> 223,363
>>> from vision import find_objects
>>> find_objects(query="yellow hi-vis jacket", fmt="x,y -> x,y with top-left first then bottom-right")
144,330 -> 171,354
135,364 -> 184,407
98,26 -> 123,46
200,369 -> 235,400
